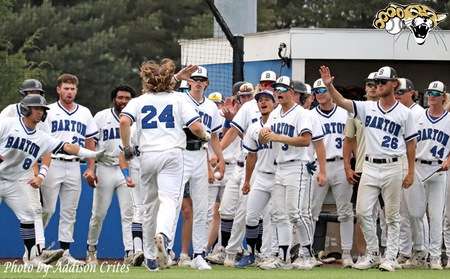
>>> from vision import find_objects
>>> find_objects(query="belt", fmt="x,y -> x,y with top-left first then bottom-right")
274,159 -> 301,165
326,157 -> 343,162
365,156 -> 398,164
237,161 -> 244,167
225,161 -> 236,165
416,159 -> 443,165
260,171 -> 275,175
186,141 -> 203,151
52,157 -> 80,162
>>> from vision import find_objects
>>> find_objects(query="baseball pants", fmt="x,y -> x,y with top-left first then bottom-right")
311,160 -> 354,252
41,160 -> 82,243
87,164 -> 133,252
141,149 -> 184,260
356,159 -> 405,260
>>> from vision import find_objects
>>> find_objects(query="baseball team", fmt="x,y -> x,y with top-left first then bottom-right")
1,59 -> 450,273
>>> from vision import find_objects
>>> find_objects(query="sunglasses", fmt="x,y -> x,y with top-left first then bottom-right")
191,77 -> 207,82
373,79 -> 390,85
275,86 -> 289,93
425,90 -> 444,97
312,87 -> 328,94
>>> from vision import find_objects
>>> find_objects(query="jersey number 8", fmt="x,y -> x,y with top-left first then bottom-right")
141,105 -> 174,129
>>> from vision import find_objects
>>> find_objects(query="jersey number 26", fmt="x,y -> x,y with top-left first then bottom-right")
141,105 -> 174,129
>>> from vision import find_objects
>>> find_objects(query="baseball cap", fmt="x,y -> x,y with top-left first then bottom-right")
272,76 -> 292,92
255,90 -> 275,102
232,81 -> 245,95
365,72 -> 378,82
291,81 -> 308,94
425,81 -> 446,96
260,70 -> 277,82
305,84 -> 312,95
208,92 -> 223,103
312,78 -> 328,94
179,80 -> 189,89
397,78 -> 415,91
238,82 -> 254,96
191,66 -> 208,79
374,66 -> 398,80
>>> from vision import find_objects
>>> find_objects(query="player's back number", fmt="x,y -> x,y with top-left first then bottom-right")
141,105 -> 175,129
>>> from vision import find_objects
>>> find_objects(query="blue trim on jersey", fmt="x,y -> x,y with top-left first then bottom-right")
111,108 -> 120,123
312,134 -> 324,141
404,132 -> 419,142
315,104 -> 337,118
231,121 -> 244,134
425,109 -> 448,124
352,101 -> 358,117
409,103 -> 417,109
85,131 -> 98,139
19,117 -> 36,135
299,128 -> 312,136
120,112 -> 135,123
52,141 -> 65,154
15,104 -> 23,117
57,101 -> 79,116
280,104 -> 298,118
185,116 -> 200,127
377,100 -> 399,114
243,144 -> 258,153
187,93 -> 205,106
211,125 -> 222,133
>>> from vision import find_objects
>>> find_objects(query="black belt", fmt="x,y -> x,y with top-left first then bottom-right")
416,159 -> 443,165
365,156 -> 398,164
186,141 -> 203,151
274,159 -> 301,165
260,171 -> 275,175
326,157 -> 343,162
53,157 -> 80,162
237,161 -> 244,167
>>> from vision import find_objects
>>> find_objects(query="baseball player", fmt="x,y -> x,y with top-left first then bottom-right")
0,94 -> 107,268
259,76 -> 313,268
119,59 -> 210,271
300,84 -> 314,110
402,81 -> 450,270
40,73 -> 98,265
320,65 -> 417,272
234,90 -> 276,268
309,78 -> 354,268
0,80 -> 64,264
393,78 -> 427,264
85,85 -> 137,265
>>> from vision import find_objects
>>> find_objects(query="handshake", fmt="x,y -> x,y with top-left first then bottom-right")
122,145 -> 140,161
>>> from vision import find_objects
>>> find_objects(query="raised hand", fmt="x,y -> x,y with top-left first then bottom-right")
319,66 -> 335,87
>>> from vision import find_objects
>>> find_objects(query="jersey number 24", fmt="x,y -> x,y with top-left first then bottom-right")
141,105 -> 174,129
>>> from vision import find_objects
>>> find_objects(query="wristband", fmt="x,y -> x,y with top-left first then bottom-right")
173,75 -> 180,82
223,120 -> 231,128
38,165 -> 49,179
121,168 -> 130,178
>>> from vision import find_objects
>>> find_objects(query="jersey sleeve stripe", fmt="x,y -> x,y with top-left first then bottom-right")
52,141 -> 65,154
211,125 -> 222,133
312,134 -> 324,141
404,132 -> 419,142
120,112 -> 135,123
186,116 -> 200,127
299,128 -> 312,136
352,101 -> 358,117
242,144 -> 258,153
230,121 -> 244,134
85,131 -> 99,139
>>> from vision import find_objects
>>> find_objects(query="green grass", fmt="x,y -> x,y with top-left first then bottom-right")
0,264 -> 449,279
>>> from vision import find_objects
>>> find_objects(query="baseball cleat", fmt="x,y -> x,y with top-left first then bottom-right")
352,253 -> 380,270
144,258 -> 159,272
292,256 -> 313,270
379,258 -> 396,272
341,254 -> 354,268
86,249 -> 98,265
190,255 -> 211,270
132,251 -> 145,266
429,256 -> 443,270
178,253 -> 191,267
289,244 -> 300,262
154,233 -> 168,269
396,254 -> 410,265
40,249 -> 64,264
223,253 -> 236,267
24,257 -> 53,270
205,246 -> 225,265
57,250 -> 85,266
235,254 -> 255,268
259,257 -> 292,270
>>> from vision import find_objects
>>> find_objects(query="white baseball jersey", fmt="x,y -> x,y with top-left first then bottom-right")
416,110 -> 450,161
121,92 -> 200,152
243,119 -> 276,174
184,93 -> 222,134
310,105 -> 347,159
219,114 -> 241,162
231,99 -> 261,134
409,103 -> 425,122
128,123 -> 140,169
46,101 -> 98,159
352,100 -> 417,157
93,108 -> 122,166
305,112 -> 325,161
266,104 -> 313,163
0,117 -> 64,181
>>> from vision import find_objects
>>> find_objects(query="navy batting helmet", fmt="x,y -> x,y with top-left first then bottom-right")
19,94 -> 49,121
19,79 -> 45,97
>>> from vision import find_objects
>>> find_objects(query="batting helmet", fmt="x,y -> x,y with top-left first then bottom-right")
232,81 -> 245,96
19,79 -> 45,97
19,94 -> 49,122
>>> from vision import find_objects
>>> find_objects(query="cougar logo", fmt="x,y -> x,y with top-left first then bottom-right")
373,3 -> 447,45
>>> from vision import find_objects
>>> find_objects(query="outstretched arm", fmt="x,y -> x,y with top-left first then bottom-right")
319,66 -> 354,113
